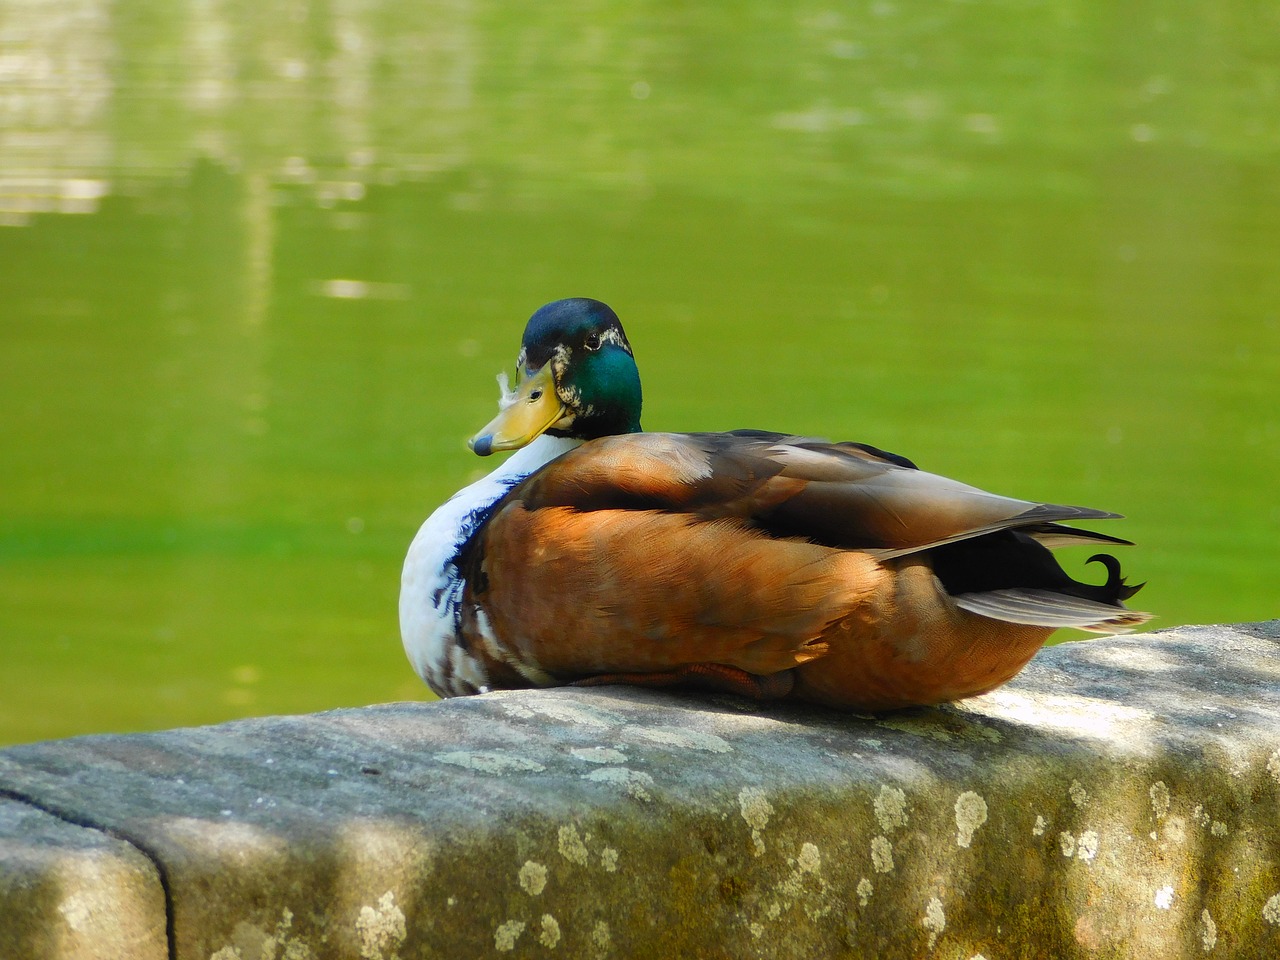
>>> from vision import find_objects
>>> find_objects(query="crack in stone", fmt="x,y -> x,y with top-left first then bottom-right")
0,785 -> 178,960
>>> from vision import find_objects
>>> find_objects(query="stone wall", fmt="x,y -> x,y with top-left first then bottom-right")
2,621 -> 1279,959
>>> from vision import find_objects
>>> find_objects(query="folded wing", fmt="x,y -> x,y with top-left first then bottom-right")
518,430 -> 1124,558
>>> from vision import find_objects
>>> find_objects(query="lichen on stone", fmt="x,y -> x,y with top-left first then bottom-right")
1149,781 -> 1171,821
856,878 -> 873,907
870,836 -> 894,874
582,766 -> 655,801
591,920 -> 612,950
1075,830 -> 1098,862
1069,780 -> 1090,808
873,785 -> 908,833
954,791 -> 987,848
538,914 -> 561,948
922,897 -> 946,948
1200,909 -> 1217,951
435,750 -> 545,775
519,860 -> 547,896
570,746 -> 627,765
557,825 -> 590,866
797,842 -> 821,874
738,787 -> 773,856
356,891 -> 405,960
1058,832 -> 1076,857
629,725 -> 731,753
493,919 -> 526,952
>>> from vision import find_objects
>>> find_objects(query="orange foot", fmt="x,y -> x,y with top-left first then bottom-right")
569,663 -> 793,700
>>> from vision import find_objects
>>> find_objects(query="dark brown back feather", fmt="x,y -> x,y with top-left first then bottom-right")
512,431 -> 1119,557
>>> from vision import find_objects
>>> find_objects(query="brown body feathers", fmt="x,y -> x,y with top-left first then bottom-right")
448,431 -> 1149,710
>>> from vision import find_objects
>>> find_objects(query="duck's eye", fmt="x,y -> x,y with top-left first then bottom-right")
584,332 -> 601,352
529,389 -> 543,401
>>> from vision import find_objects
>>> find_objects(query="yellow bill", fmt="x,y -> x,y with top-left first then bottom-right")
468,363 -> 566,456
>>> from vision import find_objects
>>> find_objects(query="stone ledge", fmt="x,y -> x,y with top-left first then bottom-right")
2,622 -> 1279,959
0,797 -> 166,960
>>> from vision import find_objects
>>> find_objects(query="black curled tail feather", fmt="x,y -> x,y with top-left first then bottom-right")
1087,553 -> 1145,603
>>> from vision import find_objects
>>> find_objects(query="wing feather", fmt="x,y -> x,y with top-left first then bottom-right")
515,431 -> 1123,556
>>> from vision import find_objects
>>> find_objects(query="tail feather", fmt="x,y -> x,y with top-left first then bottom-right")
953,587 -> 1153,634
1085,553 -> 1145,602
1024,523 -> 1135,551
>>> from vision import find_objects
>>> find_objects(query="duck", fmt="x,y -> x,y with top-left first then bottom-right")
400,298 -> 1149,711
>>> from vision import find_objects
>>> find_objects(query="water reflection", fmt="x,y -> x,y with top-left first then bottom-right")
4,0 -> 1270,207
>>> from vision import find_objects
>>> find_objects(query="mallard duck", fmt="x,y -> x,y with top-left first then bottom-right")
400,298 -> 1149,711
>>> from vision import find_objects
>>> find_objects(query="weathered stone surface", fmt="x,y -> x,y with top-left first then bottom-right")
1,621 -> 1279,959
0,797 -> 167,960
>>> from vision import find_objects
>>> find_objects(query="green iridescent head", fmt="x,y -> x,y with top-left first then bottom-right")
470,299 -> 643,456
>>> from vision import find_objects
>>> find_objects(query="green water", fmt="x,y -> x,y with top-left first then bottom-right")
2,2 -> 1278,746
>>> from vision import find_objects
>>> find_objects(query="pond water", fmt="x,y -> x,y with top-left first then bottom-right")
2,1 -> 1278,745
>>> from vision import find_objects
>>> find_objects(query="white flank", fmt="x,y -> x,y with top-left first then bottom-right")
399,434 -> 580,696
